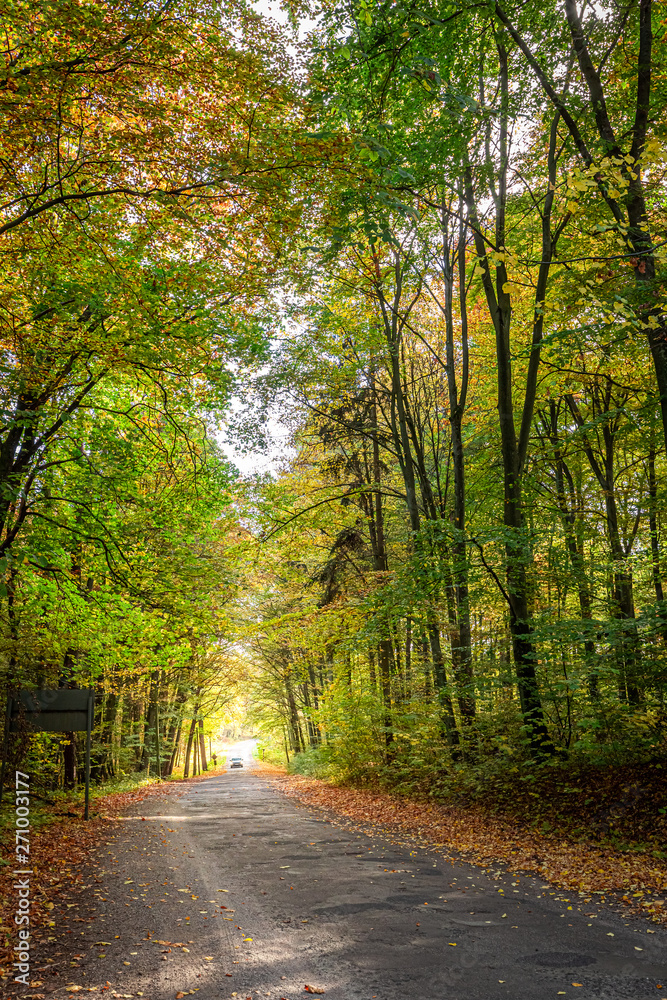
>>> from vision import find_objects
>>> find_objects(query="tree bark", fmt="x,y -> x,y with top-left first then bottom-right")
198,717 -> 208,772
183,714 -> 198,779
442,196 -> 475,723
648,444 -> 667,642
540,401 -> 598,697
462,72 -> 555,753
566,392 -> 641,706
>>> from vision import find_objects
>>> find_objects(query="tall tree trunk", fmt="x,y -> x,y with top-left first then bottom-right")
428,623 -> 460,746
404,617 -> 412,701
285,671 -> 304,753
198,717 -> 208,772
442,194 -> 475,723
167,721 -> 182,776
370,394 -> 395,757
92,691 -> 118,781
63,735 -> 77,789
301,680 -> 319,747
541,401 -> 598,697
183,714 -> 198,779
368,649 -> 377,690
566,393 -> 641,706
648,444 -> 667,642
378,639 -> 394,758
373,337 -> 461,749
142,673 -> 159,774
462,74 -> 557,754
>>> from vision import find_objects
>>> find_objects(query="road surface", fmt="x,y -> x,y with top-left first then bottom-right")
33,754 -> 667,1000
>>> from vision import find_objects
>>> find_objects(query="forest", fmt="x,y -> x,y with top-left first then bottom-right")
1,0 -> 666,843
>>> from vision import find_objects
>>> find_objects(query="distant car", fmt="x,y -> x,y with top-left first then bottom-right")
229,756 -> 243,768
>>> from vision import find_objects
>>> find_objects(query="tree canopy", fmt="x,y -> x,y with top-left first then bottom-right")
1,0 -> 666,829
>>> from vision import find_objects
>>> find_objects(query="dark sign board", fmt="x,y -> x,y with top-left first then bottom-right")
1,689 -> 95,819
10,689 -> 93,734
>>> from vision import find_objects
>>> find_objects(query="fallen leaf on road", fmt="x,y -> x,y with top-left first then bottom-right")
175,993 -> 185,998
572,984 -> 583,987
304,987 -> 325,994
273,771 -> 667,926
65,988 -> 83,993
203,956 -> 213,961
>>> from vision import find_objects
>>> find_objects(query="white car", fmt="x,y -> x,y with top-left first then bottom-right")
229,756 -> 243,768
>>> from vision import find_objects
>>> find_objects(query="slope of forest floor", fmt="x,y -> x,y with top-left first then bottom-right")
426,759 -> 667,851
260,763 -> 667,927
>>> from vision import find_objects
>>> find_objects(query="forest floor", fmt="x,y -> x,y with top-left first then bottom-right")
270,767 -> 667,927
2,760 -> 667,1000
1,758 -> 666,996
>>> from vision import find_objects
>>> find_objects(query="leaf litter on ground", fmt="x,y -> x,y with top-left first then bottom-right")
260,767 -> 667,925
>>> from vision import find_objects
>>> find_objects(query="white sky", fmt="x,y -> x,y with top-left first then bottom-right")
217,1 -> 314,477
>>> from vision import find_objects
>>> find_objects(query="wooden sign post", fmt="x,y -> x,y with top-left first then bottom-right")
0,689 -> 95,819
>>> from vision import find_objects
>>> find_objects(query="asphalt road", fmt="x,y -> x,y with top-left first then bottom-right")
30,756 -> 667,1000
